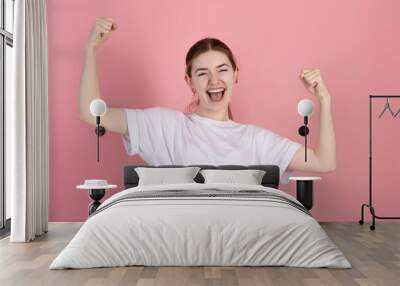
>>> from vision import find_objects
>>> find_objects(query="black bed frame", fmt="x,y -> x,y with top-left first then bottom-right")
123,165 -> 280,189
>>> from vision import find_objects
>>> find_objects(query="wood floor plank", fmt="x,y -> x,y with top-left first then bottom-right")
0,222 -> 399,286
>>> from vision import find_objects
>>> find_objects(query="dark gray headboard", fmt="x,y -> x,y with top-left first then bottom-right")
123,165 -> 280,189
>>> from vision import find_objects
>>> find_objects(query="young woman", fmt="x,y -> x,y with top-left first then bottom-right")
79,17 -> 336,183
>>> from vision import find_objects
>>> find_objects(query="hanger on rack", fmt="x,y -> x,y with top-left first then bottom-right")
394,108 -> 400,118
378,97 -> 396,118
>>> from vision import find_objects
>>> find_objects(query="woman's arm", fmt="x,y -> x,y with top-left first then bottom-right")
79,17 -> 128,135
314,95 -> 336,171
288,70 -> 336,172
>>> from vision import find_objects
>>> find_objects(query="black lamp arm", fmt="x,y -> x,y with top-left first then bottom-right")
94,116 -> 106,136
94,116 -> 106,162
298,116 -> 309,162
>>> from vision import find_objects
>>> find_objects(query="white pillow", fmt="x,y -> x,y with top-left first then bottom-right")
200,169 -> 266,185
135,167 -> 201,186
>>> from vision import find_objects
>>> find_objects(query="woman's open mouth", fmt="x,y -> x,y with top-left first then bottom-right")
207,88 -> 225,102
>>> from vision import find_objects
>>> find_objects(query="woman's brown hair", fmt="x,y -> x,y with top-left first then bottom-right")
185,38 -> 238,120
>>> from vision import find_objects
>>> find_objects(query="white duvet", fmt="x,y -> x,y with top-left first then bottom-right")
50,183 -> 351,269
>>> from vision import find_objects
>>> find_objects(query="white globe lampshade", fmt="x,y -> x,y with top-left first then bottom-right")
89,99 -> 107,117
297,99 -> 314,116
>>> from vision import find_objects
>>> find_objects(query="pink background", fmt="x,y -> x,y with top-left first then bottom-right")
47,0 -> 400,222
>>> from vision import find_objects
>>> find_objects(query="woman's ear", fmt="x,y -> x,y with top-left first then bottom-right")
234,68 -> 239,84
185,74 -> 196,94
184,74 -> 192,88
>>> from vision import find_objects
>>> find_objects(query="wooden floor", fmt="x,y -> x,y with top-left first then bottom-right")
0,222 -> 399,286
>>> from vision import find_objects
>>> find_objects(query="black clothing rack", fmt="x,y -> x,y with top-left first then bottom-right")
359,95 -> 400,230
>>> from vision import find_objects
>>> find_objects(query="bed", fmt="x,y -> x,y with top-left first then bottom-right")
50,165 -> 351,269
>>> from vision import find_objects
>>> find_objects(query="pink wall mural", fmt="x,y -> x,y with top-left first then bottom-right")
47,0 -> 400,221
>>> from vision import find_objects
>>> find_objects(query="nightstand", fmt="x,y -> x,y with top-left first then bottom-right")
289,176 -> 321,210
77,180 -> 117,216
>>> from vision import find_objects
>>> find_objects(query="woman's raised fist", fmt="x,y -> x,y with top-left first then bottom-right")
86,17 -> 117,50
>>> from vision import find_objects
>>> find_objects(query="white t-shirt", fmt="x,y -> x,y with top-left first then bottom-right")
122,107 -> 302,184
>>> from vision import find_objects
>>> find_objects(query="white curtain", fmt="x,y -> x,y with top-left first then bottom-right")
7,0 -> 49,242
